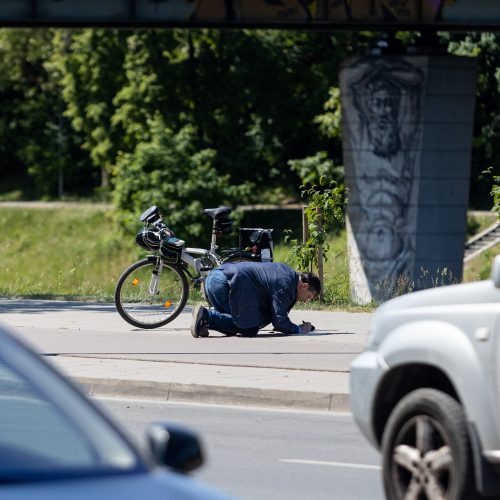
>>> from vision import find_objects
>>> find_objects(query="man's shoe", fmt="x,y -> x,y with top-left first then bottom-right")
191,304 -> 209,338
198,324 -> 209,337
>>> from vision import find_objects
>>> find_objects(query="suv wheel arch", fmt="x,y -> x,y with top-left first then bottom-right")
373,363 -> 459,446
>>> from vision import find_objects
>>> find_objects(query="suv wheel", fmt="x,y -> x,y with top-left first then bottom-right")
381,388 -> 476,500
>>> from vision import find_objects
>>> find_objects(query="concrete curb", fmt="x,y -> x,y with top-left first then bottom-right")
49,356 -> 351,412
76,377 -> 351,412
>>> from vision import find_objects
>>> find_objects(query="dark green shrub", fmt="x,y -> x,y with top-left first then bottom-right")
113,119 -> 253,245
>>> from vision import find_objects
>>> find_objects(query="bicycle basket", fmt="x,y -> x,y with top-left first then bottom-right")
160,236 -> 185,264
239,228 -> 274,262
135,228 -> 162,251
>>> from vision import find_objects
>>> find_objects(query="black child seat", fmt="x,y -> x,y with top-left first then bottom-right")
239,228 -> 273,262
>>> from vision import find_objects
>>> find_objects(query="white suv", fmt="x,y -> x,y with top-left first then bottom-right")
351,256 -> 500,500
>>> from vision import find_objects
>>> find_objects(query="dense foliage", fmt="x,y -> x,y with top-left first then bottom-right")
0,28 -> 498,239
113,119 -> 251,237
492,179 -> 500,217
446,32 -> 500,208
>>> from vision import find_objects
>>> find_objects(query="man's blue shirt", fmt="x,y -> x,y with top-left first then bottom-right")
214,261 -> 300,334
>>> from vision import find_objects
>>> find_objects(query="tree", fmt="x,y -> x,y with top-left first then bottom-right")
113,118 -> 253,245
54,29 -> 128,190
446,31 -> 500,209
0,29 -> 91,198
492,180 -> 500,217
111,29 -> 359,202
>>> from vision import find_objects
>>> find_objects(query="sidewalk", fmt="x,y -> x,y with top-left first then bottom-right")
0,299 -> 372,412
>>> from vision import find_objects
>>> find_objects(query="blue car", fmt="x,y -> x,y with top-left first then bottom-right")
0,324 -> 230,499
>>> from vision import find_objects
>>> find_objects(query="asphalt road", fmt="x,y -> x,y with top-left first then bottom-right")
1,299 -> 371,372
98,397 -> 385,500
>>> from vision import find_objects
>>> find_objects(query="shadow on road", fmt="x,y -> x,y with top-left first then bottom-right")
0,300 -> 116,314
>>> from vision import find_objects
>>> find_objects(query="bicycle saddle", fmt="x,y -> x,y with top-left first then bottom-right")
203,207 -> 232,220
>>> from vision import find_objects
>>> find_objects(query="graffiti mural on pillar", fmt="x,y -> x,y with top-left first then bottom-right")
342,58 -> 425,298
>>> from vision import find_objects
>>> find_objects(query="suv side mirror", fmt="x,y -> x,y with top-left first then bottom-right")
146,422 -> 204,473
491,255 -> 500,288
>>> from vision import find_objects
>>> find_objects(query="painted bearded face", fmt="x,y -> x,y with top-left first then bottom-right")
366,80 -> 401,158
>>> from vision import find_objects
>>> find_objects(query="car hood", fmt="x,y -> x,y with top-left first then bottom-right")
1,470 -> 232,500
366,278 -> 500,350
377,279 -> 500,314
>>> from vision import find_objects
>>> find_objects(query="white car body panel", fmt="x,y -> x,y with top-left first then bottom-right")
351,269 -> 500,456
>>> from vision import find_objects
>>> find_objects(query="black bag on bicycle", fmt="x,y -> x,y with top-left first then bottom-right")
239,228 -> 273,262
160,236 -> 185,264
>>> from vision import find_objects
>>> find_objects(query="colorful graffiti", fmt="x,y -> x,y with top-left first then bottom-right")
140,0 -> 499,25
12,0 -> 500,26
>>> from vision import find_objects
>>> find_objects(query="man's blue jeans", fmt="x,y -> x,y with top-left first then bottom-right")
205,269 -> 259,337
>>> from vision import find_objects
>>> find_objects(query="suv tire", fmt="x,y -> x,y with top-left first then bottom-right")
381,388 -> 477,500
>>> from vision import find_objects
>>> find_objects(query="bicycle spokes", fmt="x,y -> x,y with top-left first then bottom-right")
115,259 -> 189,329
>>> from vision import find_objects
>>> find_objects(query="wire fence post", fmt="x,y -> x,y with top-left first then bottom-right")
302,205 -> 308,245
316,206 -> 324,301
302,204 -> 312,271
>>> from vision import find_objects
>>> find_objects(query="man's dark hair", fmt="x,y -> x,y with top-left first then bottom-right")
299,272 -> 321,296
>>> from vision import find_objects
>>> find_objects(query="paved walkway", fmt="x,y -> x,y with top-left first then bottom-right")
0,299 -> 372,412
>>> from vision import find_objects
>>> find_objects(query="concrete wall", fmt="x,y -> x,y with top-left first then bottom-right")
340,55 -> 477,303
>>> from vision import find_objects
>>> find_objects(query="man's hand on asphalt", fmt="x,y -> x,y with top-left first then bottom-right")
300,321 -> 315,333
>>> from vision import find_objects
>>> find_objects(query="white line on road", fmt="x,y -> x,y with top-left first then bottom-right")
280,459 -> 381,470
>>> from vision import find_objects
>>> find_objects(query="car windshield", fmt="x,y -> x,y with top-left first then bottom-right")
0,334 -> 142,482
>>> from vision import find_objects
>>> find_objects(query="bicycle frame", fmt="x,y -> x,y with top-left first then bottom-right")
181,247 -> 221,276
115,205 -> 265,329
142,205 -> 259,283
180,224 -> 229,277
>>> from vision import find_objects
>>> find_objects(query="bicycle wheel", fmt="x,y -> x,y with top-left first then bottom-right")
115,258 -> 189,329
224,255 -> 255,263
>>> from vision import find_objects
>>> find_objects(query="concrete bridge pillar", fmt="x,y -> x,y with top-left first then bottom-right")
339,55 -> 477,303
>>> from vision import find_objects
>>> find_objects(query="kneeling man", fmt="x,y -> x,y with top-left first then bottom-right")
191,261 -> 320,338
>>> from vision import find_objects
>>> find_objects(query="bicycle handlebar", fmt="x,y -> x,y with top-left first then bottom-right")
148,217 -> 175,238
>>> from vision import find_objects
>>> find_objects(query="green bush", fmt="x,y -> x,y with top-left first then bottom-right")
112,119 -> 253,245
492,177 -> 500,217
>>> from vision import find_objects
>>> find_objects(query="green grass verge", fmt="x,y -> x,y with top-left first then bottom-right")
0,206 -> 138,300
466,212 -> 497,238
0,205 -> 495,310
0,204 -> 366,309
463,242 -> 500,282
463,213 -> 499,282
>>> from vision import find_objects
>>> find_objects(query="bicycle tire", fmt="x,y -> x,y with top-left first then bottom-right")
115,258 -> 189,329
223,255 -> 255,263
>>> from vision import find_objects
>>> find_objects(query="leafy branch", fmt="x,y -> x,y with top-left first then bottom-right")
285,179 -> 348,272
